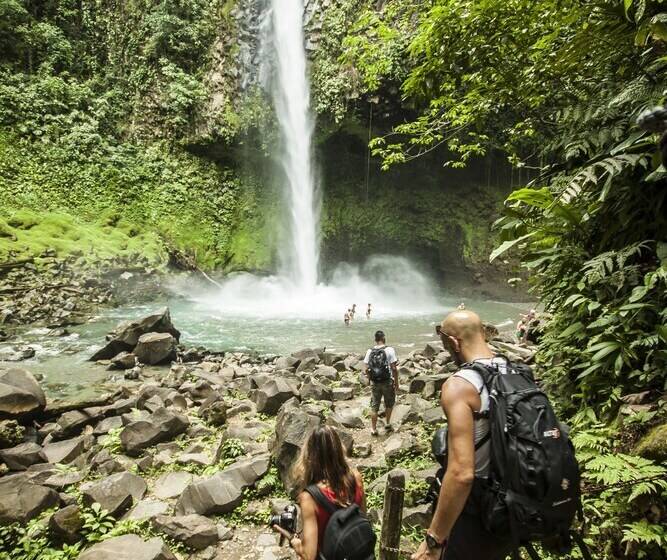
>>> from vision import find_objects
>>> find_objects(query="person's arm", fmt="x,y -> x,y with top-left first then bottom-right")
391,362 -> 399,390
354,470 -> 367,513
273,491 -> 318,560
411,378 -> 477,560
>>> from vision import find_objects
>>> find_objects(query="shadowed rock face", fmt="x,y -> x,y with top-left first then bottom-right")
0,367 -> 46,420
0,478 -> 60,523
175,454 -> 270,516
81,472 -> 147,518
152,514 -> 218,550
78,534 -> 177,560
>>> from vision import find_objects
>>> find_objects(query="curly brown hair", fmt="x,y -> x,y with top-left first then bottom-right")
291,426 -> 357,505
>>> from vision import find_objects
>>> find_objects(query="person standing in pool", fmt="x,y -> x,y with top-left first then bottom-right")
351,304 -> 357,320
344,310 -> 351,326
366,303 -> 372,319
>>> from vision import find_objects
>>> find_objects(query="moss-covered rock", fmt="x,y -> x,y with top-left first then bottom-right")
634,422 -> 667,463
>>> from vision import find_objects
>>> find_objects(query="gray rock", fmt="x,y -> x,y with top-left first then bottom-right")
331,405 -> 365,429
402,503 -> 432,528
313,365 -> 338,380
199,394 -> 227,426
423,406 -> 444,425
44,469 -> 84,489
253,378 -> 298,415
154,471 -> 194,500
0,442 -> 46,471
81,472 -> 147,518
421,343 -> 443,360
42,435 -> 92,464
134,333 -> 177,365
0,478 -> 59,523
291,348 -> 321,361
332,387 -> 354,401
295,356 -> 318,373
0,367 -> 46,420
152,514 -> 218,550
78,534 -> 177,560
274,356 -> 298,370
94,415 -> 123,435
120,407 -> 189,456
115,308 -> 181,348
300,379 -> 333,401
54,409 -> 101,438
271,405 -> 320,489
123,499 -> 170,521
49,504 -> 83,544
175,454 -> 270,516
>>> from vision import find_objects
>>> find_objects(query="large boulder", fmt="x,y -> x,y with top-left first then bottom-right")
175,454 -> 270,516
78,534 -> 177,560
153,471 -> 194,500
275,356 -> 299,371
81,472 -> 147,518
152,514 -> 218,550
296,356 -> 318,373
0,442 -> 46,471
634,422 -> 667,463
0,367 -> 46,420
271,404 -> 321,490
0,478 -> 60,523
253,378 -> 299,415
90,308 -> 180,361
120,407 -> 189,456
199,394 -> 227,426
134,333 -> 177,365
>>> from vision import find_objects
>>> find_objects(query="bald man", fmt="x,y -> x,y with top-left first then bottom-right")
412,310 -> 513,560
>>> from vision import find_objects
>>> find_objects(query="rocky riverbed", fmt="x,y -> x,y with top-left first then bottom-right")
0,307 -> 536,559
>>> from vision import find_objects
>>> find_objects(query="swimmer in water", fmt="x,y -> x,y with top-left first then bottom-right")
344,310 -> 351,326
351,304 -> 357,319
366,303 -> 372,319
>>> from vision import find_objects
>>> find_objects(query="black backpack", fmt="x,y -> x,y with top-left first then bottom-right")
306,484 -> 376,560
367,347 -> 391,383
430,358 -> 590,558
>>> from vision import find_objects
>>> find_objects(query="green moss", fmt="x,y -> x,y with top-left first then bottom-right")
634,423 -> 667,463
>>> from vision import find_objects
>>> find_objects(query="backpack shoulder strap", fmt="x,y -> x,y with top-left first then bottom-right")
305,484 -> 338,515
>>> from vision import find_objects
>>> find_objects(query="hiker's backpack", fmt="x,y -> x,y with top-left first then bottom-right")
306,484 -> 376,560
368,347 -> 391,383
430,358 -> 587,558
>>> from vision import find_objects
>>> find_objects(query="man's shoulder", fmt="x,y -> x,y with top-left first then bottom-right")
442,372 -> 481,399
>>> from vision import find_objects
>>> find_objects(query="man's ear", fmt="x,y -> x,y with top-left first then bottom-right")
447,335 -> 460,354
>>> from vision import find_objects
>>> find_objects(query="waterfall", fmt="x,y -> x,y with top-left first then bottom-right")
268,0 -> 319,291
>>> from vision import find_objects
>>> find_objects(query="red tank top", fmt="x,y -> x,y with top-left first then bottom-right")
314,482 -> 365,551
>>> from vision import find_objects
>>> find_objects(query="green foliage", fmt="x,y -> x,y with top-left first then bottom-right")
81,502 -> 116,543
0,513 -> 81,560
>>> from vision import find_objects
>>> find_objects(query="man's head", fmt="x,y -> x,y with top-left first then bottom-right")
436,310 -> 488,365
374,330 -> 386,344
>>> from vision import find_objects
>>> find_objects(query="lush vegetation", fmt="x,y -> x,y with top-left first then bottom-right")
340,0 -> 667,558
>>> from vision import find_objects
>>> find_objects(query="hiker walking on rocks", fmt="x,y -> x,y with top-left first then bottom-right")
413,310 -> 515,560
273,426 -> 374,560
364,330 -> 399,436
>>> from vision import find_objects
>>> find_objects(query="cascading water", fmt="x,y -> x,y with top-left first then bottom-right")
269,0 -> 319,291
190,1 -> 442,319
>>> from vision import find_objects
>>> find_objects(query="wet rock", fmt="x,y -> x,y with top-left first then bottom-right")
0,442 -> 46,471
78,534 -> 177,560
272,404 -> 321,489
175,454 -> 270,516
81,472 -> 147,518
49,504 -> 83,544
300,379 -> 333,401
42,435 -> 92,464
253,378 -> 299,415
152,514 -> 219,550
0,419 -> 25,448
120,407 -> 189,456
110,352 -> 137,370
134,333 -> 177,365
90,308 -> 180,361
0,478 -> 60,523
0,345 -> 36,362
0,367 -> 46,420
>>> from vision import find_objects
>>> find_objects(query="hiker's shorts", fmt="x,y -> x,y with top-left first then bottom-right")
370,380 -> 395,412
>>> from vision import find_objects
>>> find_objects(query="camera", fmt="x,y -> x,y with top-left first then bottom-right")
270,504 -> 298,543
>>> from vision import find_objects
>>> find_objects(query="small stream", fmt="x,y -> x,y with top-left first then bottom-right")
0,291 -> 527,402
